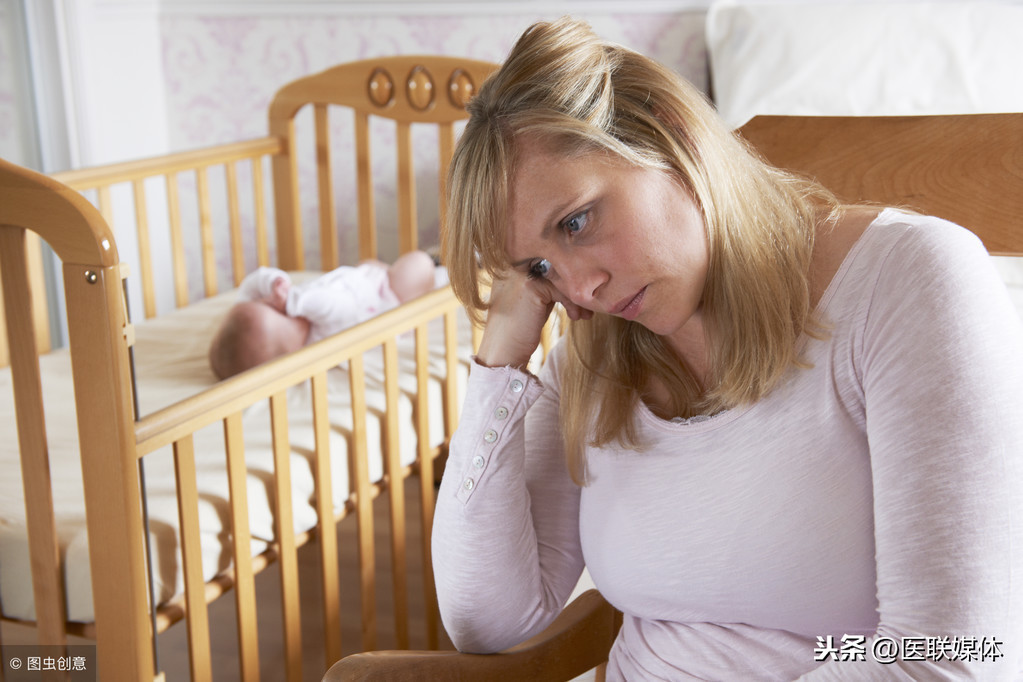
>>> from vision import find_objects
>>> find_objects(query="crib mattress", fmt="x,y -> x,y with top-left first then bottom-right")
0,274 -> 473,623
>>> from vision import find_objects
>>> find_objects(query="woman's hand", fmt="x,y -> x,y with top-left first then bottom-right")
475,269 -> 592,370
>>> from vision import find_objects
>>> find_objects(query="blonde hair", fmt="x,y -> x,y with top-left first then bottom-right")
444,18 -> 838,483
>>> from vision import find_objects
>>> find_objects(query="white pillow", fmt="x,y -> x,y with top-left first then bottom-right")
705,0 -> 1023,129
705,0 -> 1023,311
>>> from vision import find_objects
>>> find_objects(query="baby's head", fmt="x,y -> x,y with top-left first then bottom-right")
208,301 -> 311,380
388,250 -> 439,302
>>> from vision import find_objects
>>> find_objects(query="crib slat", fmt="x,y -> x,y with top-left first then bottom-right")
96,185 -> 114,225
225,161 -> 246,286
165,173 -> 190,308
438,123 -> 455,241
131,179 -> 158,319
443,309 -> 459,441
315,104 -> 339,271
539,314 -> 557,370
270,391 -> 303,681
223,412 -> 262,682
0,263 -> 7,367
24,233 -> 51,354
252,158 -> 270,268
271,121 -> 304,271
355,111 -> 377,262
348,355 -> 378,651
0,228 -> 67,648
382,339 -> 409,649
310,372 -> 342,667
396,121 -> 417,254
173,435 -> 214,682
196,167 -> 218,298
414,324 -> 440,649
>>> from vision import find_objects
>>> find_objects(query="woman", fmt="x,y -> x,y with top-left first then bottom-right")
433,17 -> 1023,680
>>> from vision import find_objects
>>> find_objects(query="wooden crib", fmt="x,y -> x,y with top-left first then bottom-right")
0,55 -> 522,681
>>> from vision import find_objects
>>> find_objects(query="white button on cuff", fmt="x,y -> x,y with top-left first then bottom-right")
510,379 -> 523,393
472,455 -> 485,469
484,429 -> 498,443
495,406 -> 509,420
463,478 -> 474,491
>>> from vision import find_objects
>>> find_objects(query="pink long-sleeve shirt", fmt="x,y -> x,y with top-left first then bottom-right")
433,210 -> 1023,680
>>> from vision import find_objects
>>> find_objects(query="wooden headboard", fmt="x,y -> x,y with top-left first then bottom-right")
738,114 -> 1023,257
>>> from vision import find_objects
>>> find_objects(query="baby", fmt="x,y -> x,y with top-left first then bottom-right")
209,250 -> 438,379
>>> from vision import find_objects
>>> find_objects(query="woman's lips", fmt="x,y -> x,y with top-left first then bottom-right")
612,286 -> 647,321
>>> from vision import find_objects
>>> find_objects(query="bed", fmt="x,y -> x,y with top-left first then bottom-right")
0,55 -> 545,681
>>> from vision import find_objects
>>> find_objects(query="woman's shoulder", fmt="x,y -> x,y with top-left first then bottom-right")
871,208 -> 986,250
836,208 -> 990,288
851,209 -> 1016,334
815,208 -> 1002,334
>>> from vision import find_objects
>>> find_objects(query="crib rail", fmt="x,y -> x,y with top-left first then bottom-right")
129,286 -> 464,680
2,55 -> 513,681
52,137 -> 282,319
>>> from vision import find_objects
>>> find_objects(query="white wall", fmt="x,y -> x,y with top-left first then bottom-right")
0,0 -> 35,166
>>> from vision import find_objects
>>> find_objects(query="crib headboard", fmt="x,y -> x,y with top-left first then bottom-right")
36,56 -> 498,337
268,55 -> 499,271
739,114 -> 1023,257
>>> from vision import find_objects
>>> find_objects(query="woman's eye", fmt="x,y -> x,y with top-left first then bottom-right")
563,211 -> 587,235
528,258 -> 551,280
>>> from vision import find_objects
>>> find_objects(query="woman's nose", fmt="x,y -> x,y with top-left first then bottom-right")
557,259 -> 607,307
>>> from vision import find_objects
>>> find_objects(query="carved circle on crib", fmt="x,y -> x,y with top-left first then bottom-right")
406,65 -> 436,112
367,68 -> 395,108
447,69 -> 476,109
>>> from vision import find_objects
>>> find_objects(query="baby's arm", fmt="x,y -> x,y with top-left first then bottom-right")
268,276 -> 290,313
238,267 -> 291,311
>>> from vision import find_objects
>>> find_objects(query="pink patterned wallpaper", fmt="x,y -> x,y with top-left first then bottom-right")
160,13 -> 708,148
157,11 -> 709,271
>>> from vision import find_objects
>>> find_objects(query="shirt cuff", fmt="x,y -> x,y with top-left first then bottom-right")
453,359 -> 545,504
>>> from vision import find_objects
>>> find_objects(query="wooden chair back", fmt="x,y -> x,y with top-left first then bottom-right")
267,55 -> 499,271
738,113 -> 1023,256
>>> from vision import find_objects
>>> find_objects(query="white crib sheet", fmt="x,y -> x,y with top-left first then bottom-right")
0,274 -> 473,623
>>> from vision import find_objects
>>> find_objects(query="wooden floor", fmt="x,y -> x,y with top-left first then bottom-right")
2,475 -> 454,682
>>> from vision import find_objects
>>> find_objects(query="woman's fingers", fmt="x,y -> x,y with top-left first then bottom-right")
476,271 -> 559,369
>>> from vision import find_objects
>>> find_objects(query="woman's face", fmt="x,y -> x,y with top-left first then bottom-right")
505,135 -> 710,342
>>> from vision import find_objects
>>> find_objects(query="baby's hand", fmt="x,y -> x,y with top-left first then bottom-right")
270,276 -> 290,313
